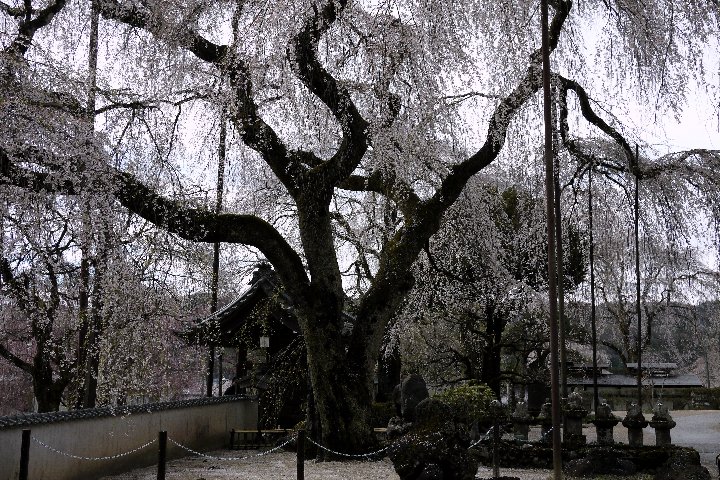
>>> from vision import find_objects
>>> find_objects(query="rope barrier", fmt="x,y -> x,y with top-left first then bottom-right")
31,436 -> 156,461
168,434 -> 297,461
306,437 -> 390,458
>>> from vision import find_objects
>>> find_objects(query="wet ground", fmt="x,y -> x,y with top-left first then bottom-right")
665,409 -> 720,472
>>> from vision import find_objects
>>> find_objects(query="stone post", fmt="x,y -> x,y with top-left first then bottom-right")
648,402 -> 676,446
591,403 -> 620,445
563,391 -> 588,447
621,403 -> 648,447
511,401 -> 533,441
537,400 -> 553,444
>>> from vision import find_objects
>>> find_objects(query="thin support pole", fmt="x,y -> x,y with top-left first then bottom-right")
589,164 -> 599,414
157,431 -> 167,480
555,176 -> 568,402
208,110 -> 227,398
297,429 -> 306,480
541,0 -> 563,478
19,429 -> 30,480
634,144 -> 642,408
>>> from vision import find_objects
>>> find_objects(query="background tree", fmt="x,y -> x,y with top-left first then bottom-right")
396,173 -> 586,396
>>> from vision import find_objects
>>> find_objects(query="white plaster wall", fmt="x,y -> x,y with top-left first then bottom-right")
0,398 -> 257,480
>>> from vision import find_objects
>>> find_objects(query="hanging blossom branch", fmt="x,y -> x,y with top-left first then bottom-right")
97,0 -> 309,197
557,73 -> 720,180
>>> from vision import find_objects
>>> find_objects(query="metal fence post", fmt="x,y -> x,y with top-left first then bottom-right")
297,429 -> 305,480
19,429 -> 30,480
157,431 -> 167,480
491,400 -> 501,479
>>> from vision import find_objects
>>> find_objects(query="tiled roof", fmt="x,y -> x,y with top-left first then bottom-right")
568,373 -> 703,388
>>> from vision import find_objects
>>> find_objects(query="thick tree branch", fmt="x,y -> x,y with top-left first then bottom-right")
111,170 -> 311,301
223,54 -> 305,192
558,75 -> 720,184
557,75 -> 636,170
0,146 -> 311,304
288,0 -> 369,189
339,170 -> 421,215
350,0 -> 573,364
0,342 -> 33,375
97,0 -> 227,63
428,0 -> 572,216
5,0 -> 67,56
0,1 -> 29,17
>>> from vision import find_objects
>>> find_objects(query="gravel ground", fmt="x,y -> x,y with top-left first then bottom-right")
100,450 -> 558,480
101,410 -> 719,480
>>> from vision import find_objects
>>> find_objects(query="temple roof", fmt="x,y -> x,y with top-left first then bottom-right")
182,263 -> 354,347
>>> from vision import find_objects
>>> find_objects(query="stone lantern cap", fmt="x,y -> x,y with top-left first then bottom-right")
622,403 -> 648,429
592,402 -> 620,428
564,391 -> 589,418
649,402 -> 676,429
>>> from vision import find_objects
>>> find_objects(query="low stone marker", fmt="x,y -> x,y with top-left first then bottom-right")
537,401 -> 553,444
399,374 -> 429,422
510,402 -> 532,441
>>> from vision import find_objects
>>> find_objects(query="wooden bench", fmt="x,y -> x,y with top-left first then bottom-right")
229,428 -> 289,450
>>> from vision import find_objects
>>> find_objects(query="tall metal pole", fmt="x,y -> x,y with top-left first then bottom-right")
554,155 -> 568,402
589,163 -> 599,414
541,1 -> 563,477
207,108 -> 227,397
634,144 -> 642,408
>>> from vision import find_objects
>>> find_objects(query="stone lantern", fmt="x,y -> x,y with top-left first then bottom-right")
621,403 -> 648,446
591,402 -> 620,445
648,402 -> 676,446
563,391 -> 589,447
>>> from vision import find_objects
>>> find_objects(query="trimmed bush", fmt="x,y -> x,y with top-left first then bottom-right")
688,387 -> 720,409
433,382 -> 496,425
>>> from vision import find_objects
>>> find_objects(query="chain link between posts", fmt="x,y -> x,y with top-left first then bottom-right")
30,425 -> 505,466
168,434 -> 297,461
306,436 -> 390,458
31,436 -> 156,461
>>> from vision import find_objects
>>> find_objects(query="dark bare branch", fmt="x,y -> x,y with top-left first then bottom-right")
288,0 -> 369,188
5,0 -> 67,56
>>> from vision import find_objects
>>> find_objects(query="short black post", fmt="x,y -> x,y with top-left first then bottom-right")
491,400 -> 501,479
297,429 -> 305,480
492,416 -> 500,479
19,429 -> 30,480
157,431 -> 167,480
